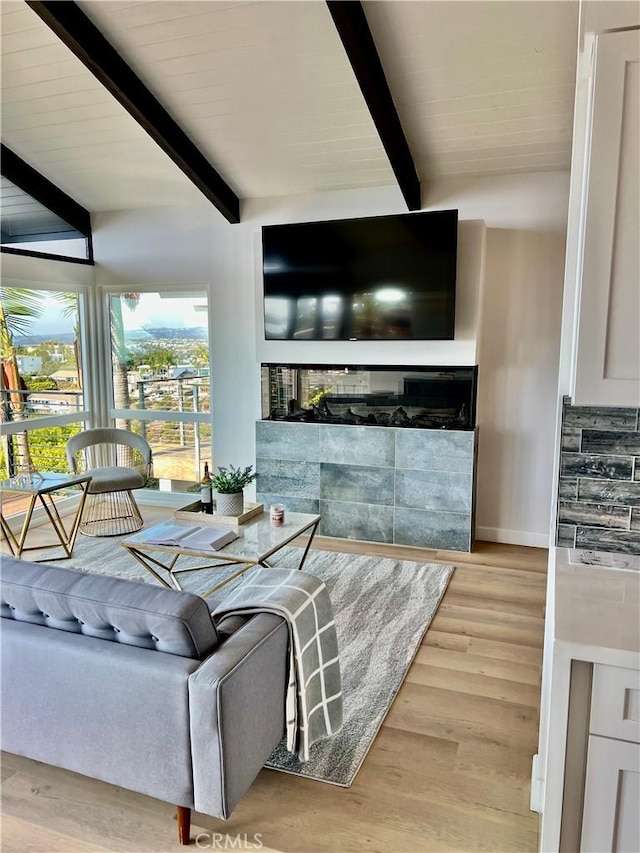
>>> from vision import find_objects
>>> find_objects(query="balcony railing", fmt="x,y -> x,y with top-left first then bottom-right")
1,387 -> 84,421
1,376 -> 212,485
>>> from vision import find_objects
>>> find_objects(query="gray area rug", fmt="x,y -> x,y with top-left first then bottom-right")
55,534 -> 454,787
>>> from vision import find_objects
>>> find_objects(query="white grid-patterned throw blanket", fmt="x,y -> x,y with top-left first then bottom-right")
213,568 -> 343,761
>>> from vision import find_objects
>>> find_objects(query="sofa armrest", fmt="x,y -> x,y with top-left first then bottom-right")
188,613 -> 288,818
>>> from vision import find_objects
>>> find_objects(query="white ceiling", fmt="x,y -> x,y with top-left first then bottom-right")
0,0 -> 580,215
366,1 -> 579,178
1,0 -> 205,209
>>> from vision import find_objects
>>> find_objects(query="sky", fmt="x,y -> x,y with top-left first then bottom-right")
29,291 -> 207,337
116,293 -> 207,332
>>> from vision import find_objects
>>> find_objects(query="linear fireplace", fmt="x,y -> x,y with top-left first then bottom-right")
256,364 -> 478,551
261,364 -> 477,430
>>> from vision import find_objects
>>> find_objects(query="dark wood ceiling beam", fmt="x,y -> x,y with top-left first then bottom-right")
1,143 -> 92,237
326,1 -> 421,211
27,0 -> 240,224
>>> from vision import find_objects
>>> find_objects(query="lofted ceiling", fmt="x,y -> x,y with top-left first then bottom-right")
0,175 -> 83,241
0,0 -> 579,217
365,1 -> 579,178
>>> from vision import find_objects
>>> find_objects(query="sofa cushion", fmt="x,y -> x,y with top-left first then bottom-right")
0,557 -> 220,659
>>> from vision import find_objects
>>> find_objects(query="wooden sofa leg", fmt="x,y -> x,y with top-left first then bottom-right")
176,806 -> 191,845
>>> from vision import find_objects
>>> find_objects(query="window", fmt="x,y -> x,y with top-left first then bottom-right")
108,290 -> 210,490
0,286 -> 89,480
1,179 -> 91,261
1,147 -> 92,263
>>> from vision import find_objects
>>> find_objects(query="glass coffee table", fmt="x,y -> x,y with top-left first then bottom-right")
0,472 -> 92,560
121,511 -> 321,597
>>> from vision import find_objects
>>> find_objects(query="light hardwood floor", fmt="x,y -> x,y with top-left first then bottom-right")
1,506 -> 547,852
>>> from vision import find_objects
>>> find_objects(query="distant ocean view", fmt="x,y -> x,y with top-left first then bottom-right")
15,332 -> 76,345
15,327 -> 208,346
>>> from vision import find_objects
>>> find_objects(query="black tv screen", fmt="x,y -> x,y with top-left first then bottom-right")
262,209 -> 457,341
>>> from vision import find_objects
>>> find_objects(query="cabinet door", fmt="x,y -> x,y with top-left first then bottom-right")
590,664 -> 640,742
581,736 -> 640,852
573,29 -> 640,407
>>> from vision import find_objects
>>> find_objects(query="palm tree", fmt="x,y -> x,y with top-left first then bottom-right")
0,288 -> 43,475
110,294 -> 140,432
56,291 -> 139,426
55,291 -> 82,391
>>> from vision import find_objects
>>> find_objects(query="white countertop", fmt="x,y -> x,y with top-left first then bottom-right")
555,548 -> 640,662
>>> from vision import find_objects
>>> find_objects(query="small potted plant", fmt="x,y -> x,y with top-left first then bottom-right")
211,463 -> 255,517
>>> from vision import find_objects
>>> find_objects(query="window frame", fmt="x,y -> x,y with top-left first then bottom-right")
0,280 -> 93,477
1,145 -> 94,265
101,284 -> 213,488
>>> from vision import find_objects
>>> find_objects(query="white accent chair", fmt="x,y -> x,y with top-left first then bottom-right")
66,428 -> 153,536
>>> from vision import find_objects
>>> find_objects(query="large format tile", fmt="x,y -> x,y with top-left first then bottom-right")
256,421 -> 320,462
395,429 -> 474,473
255,493 -> 320,515
577,479 -> 640,506
320,463 -> 394,506
581,430 -> 640,456
575,527 -> 640,554
558,500 -> 631,529
560,453 -> 633,480
255,458 -> 320,498
319,425 -> 395,467
394,507 -> 471,551
255,421 -> 475,552
395,469 -> 472,513
562,403 -> 638,430
319,500 -> 394,543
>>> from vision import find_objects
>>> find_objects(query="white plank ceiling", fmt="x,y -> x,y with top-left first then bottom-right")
0,0 -> 579,213
79,0 -> 396,199
365,0 -> 580,178
0,0 -> 204,209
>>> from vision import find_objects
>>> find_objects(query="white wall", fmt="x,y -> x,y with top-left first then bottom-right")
91,171 -> 569,542
423,173 -> 569,545
2,251 -> 95,289
476,225 -> 567,545
248,187 -> 485,367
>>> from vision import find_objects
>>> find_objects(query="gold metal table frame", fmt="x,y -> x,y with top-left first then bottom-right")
122,513 -> 321,599
0,473 -> 92,561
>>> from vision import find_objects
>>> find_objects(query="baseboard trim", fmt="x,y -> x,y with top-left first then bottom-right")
476,526 -> 550,548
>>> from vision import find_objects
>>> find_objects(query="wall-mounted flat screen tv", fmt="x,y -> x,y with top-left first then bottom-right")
262,209 -> 457,341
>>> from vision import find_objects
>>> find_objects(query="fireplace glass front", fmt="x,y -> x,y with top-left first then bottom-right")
261,364 -> 477,430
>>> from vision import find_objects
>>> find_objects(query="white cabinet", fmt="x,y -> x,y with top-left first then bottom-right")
581,737 -> 640,852
581,664 -> 640,852
590,663 -> 640,742
572,28 -> 640,407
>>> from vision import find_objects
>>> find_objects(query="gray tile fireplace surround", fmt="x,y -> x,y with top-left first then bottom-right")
256,421 -> 477,551
557,398 -> 640,554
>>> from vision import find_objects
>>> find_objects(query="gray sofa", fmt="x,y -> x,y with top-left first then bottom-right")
0,556 -> 288,844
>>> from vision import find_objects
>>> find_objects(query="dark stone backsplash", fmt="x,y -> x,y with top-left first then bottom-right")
557,398 -> 640,554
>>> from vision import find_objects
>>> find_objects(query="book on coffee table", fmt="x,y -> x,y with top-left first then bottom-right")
143,523 -> 238,551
